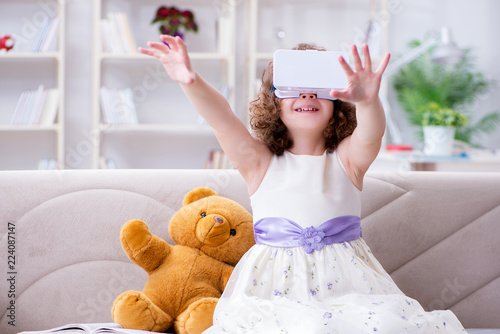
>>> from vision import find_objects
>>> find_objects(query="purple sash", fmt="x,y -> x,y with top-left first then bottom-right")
254,216 -> 362,253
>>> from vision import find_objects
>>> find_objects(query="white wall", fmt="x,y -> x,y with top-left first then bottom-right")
4,0 -> 500,169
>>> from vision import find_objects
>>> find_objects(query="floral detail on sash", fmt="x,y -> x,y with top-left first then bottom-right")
298,226 -> 326,253
254,216 -> 362,253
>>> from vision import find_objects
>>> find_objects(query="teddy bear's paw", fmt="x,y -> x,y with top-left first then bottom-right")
112,290 -> 173,333
121,220 -> 153,252
175,297 -> 218,334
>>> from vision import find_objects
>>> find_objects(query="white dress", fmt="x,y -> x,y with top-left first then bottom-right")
203,151 -> 466,334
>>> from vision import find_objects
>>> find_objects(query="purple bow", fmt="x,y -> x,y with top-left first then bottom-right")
254,216 -> 362,253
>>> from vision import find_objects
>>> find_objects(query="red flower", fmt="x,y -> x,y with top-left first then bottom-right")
156,6 -> 170,17
181,10 -> 194,19
186,21 -> 198,32
169,7 -> 179,16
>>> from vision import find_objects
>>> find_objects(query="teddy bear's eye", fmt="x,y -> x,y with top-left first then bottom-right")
230,229 -> 236,236
201,212 -> 206,218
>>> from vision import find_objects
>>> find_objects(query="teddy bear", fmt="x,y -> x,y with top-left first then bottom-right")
112,187 -> 255,334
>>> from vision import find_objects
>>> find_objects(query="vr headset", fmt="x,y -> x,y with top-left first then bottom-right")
272,49 -> 349,100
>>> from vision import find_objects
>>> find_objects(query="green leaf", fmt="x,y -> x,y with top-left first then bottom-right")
455,112 -> 500,145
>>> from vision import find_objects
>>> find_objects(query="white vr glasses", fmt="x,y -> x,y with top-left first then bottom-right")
272,49 -> 349,101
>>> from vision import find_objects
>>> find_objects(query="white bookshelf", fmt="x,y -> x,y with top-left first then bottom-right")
243,0 -> 389,124
91,0 -> 237,169
0,125 -> 59,131
0,52 -> 61,59
0,0 -> 66,170
99,123 -> 213,133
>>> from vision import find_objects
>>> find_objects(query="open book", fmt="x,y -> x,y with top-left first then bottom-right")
18,323 -> 160,334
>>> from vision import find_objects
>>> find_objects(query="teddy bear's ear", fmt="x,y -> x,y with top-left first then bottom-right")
183,187 -> 218,206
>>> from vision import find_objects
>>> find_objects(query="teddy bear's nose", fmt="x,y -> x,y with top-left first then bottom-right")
214,217 -> 223,224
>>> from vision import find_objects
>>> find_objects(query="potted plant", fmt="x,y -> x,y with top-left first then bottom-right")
152,6 -> 198,39
419,102 -> 468,155
393,39 -> 499,153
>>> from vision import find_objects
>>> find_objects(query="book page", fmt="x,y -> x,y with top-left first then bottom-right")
18,323 -> 121,334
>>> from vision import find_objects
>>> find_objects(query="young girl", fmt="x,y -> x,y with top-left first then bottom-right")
139,35 -> 466,333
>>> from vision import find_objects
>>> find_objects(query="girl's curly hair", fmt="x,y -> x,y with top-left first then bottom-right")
249,43 -> 357,156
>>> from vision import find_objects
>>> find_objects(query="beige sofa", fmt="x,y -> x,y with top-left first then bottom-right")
0,169 -> 499,334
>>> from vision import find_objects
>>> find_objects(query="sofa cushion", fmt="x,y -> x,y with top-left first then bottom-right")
361,172 -> 500,329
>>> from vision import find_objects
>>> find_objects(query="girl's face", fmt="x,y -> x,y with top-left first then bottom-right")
279,93 -> 334,134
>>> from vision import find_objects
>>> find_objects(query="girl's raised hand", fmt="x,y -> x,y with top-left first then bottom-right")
138,35 -> 196,85
330,44 -> 390,104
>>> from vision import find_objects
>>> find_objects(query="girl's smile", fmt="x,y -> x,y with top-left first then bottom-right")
280,93 -> 334,132
294,105 -> 319,113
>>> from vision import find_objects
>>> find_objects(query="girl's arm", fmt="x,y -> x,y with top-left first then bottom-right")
139,35 -> 271,191
331,44 -> 390,190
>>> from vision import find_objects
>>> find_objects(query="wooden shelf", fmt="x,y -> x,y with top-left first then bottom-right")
254,52 -> 273,60
0,52 -> 61,60
99,123 -> 214,135
100,52 -> 231,61
0,124 -> 60,132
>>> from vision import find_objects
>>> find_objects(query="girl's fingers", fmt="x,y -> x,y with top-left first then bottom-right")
148,40 -> 172,54
362,44 -> 372,72
138,47 -> 162,59
351,44 -> 363,72
160,35 -> 179,52
138,47 -> 151,55
330,89 -> 352,102
330,89 -> 344,99
174,36 -> 188,57
338,55 -> 354,77
376,52 -> 391,75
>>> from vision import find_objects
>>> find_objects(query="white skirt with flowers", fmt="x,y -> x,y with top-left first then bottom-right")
203,239 -> 466,334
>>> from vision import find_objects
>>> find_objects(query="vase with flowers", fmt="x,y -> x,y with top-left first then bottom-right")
152,6 -> 198,39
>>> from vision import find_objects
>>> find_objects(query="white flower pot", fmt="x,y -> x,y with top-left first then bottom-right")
423,126 -> 455,156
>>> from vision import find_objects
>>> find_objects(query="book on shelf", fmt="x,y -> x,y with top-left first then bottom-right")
10,86 -> 59,125
101,12 -> 137,54
30,16 -> 59,52
99,157 -> 117,169
216,14 -> 232,54
99,86 -> 138,125
38,158 -> 58,170
18,322 -> 156,334
205,149 -> 234,169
